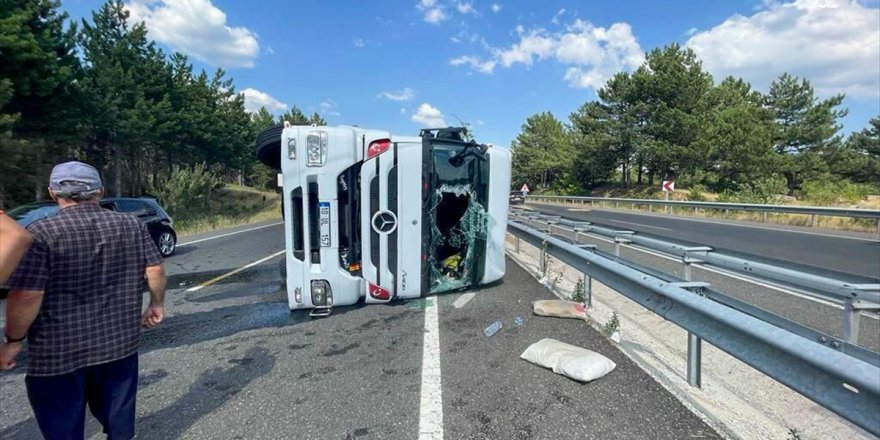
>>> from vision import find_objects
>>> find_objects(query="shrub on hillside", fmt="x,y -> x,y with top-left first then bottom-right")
151,163 -> 224,218
797,179 -> 870,205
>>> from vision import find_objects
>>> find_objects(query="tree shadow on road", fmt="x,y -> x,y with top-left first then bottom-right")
136,346 -> 275,439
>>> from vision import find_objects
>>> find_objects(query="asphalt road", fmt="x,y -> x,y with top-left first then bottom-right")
520,204 -> 880,351
0,221 -> 719,439
525,203 -> 880,281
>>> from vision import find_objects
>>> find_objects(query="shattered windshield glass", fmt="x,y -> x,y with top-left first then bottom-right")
424,143 -> 492,294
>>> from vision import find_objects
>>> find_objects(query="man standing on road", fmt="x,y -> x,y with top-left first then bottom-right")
0,161 -> 167,440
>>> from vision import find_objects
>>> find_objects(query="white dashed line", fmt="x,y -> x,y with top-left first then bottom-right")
177,222 -> 283,247
453,292 -> 476,308
418,298 -> 443,440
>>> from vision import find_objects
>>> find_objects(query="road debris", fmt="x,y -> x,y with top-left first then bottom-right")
520,338 -> 616,383
532,300 -> 589,321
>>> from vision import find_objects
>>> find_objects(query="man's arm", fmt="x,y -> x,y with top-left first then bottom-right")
0,213 -> 32,284
0,290 -> 44,370
142,263 -> 166,328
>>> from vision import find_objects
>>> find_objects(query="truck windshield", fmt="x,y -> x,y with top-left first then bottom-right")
423,141 -> 492,294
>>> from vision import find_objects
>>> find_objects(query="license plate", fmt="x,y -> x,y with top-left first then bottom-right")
319,202 -> 331,247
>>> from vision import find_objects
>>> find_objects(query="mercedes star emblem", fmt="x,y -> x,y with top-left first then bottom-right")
371,210 -> 398,234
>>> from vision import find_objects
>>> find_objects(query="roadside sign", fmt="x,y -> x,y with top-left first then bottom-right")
662,181 -> 674,192
521,183 -> 530,194
277,173 -> 283,188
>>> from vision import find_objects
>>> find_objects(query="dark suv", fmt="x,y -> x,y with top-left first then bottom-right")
5,197 -> 177,257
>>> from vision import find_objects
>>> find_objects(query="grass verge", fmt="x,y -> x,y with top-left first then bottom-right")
173,183 -> 281,236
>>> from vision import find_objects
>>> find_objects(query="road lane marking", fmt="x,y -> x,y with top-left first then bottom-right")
568,230 -> 879,320
178,222 -> 283,247
419,298 -> 443,440
606,219 -> 672,232
186,250 -> 285,292
541,204 -> 878,242
453,292 -> 475,308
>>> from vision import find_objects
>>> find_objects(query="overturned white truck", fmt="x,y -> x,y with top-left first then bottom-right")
256,124 -> 511,316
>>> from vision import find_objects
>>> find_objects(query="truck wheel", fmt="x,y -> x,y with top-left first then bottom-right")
255,123 -> 283,170
279,257 -> 287,283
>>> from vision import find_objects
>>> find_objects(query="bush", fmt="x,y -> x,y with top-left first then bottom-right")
687,185 -> 707,202
797,179 -> 870,205
720,174 -> 787,204
151,163 -> 224,218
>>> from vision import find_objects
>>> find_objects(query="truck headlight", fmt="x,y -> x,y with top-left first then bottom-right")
311,280 -> 332,306
306,131 -> 327,166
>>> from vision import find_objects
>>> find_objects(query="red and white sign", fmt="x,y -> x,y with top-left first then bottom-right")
662,181 -> 675,192
520,184 -> 530,193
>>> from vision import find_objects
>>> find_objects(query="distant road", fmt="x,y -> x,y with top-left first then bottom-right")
525,203 -> 880,281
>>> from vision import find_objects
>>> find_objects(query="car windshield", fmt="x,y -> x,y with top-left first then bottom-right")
423,141 -> 491,294
6,203 -> 59,227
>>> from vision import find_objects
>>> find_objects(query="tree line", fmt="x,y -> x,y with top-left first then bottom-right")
512,45 -> 879,204
0,0 -> 320,209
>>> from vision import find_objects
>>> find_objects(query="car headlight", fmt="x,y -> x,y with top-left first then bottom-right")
306,131 -> 327,167
311,280 -> 332,306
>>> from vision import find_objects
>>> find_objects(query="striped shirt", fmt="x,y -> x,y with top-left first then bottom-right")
4,203 -> 162,376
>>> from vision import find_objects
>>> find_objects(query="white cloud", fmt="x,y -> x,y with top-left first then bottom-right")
416,0 -> 447,24
685,27 -> 698,36
686,0 -> 880,98
491,3 -> 502,13
378,87 -> 416,101
475,119 -> 485,125
400,107 -> 407,114
450,55 -> 497,73
241,88 -> 286,113
319,99 -> 341,117
412,103 -> 448,127
353,39 -> 365,48
126,0 -> 259,68
451,19 -> 645,89
424,8 -> 447,23
551,8 -> 566,24
457,2 -> 476,14
265,46 -> 275,55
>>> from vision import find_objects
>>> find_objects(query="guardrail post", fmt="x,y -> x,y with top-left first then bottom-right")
514,236 -> 520,254
693,207 -> 698,216
762,211 -> 768,223
842,300 -> 860,344
613,232 -> 633,257
680,249 -> 711,390
576,244 -> 597,308
688,333 -> 702,388
811,214 -> 817,228
723,208 -> 729,219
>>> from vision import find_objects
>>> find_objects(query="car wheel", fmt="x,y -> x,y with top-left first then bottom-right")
157,230 -> 176,257
279,257 -> 287,283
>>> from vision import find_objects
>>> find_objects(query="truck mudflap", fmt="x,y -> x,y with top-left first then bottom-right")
425,183 -> 493,294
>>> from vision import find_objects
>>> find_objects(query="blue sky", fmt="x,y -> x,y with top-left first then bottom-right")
63,0 -> 880,147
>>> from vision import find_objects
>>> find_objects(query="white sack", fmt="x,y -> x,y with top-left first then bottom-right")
520,338 -> 616,382
532,300 -> 589,321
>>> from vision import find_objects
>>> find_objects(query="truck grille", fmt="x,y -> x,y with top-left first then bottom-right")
388,166 -> 398,277
370,175 -> 380,271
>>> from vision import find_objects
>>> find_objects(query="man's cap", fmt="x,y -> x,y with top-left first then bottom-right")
49,161 -> 103,195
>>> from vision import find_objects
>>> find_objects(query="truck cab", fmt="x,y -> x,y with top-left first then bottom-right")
256,124 -> 510,316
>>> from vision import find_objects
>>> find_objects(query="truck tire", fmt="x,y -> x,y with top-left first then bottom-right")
255,123 -> 283,170
279,256 -> 287,283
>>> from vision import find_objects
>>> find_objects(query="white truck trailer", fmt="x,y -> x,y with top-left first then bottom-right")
256,124 -> 510,316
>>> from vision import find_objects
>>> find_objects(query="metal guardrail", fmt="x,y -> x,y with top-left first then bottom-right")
510,209 -> 880,345
526,195 -> 880,231
506,220 -> 880,436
